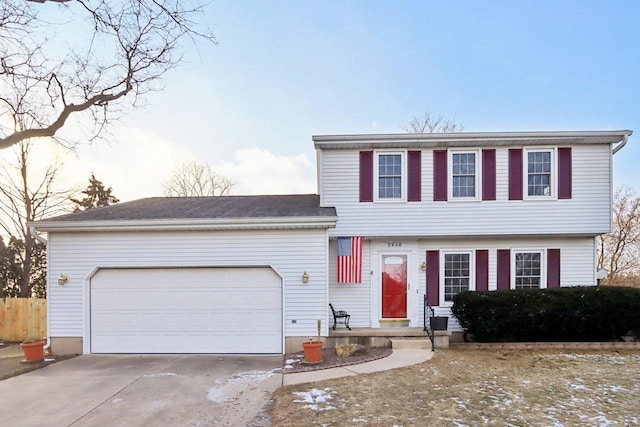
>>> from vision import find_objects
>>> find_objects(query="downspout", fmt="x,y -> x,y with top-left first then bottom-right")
29,226 -> 51,351
612,134 -> 629,155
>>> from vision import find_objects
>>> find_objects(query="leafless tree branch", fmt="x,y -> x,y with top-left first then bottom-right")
162,161 -> 234,197
0,0 -> 216,150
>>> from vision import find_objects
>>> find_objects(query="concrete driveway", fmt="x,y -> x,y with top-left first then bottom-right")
0,354 -> 283,427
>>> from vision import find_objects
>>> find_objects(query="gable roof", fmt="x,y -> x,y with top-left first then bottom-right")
33,194 -> 337,232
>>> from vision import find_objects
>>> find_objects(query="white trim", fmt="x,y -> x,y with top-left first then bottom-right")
439,250 -> 476,306
523,147 -> 557,200
371,240 -> 419,327
33,216 -> 338,232
448,149 -> 481,201
374,150 -> 407,202
511,249 -> 547,289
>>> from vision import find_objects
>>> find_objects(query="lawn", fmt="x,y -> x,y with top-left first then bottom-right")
271,349 -> 640,426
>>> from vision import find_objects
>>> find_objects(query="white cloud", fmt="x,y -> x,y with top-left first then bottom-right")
3,128 -> 317,209
217,148 -> 316,195
69,127 -> 198,201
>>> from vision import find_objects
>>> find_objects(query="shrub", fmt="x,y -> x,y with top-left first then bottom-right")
451,286 -> 640,342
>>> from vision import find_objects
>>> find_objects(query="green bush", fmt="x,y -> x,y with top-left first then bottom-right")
451,286 -> 640,342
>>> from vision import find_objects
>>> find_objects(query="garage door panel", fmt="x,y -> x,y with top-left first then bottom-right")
90,268 -> 282,354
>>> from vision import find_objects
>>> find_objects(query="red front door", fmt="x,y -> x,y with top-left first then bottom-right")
382,255 -> 407,318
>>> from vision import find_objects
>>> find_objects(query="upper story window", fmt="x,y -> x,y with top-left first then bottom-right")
375,152 -> 405,201
525,149 -> 555,198
449,151 -> 479,200
513,250 -> 544,289
442,251 -> 474,303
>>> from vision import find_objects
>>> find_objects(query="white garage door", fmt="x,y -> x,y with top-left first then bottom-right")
90,267 -> 282,354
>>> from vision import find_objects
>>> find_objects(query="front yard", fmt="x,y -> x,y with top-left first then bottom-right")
271,349 -> 640,426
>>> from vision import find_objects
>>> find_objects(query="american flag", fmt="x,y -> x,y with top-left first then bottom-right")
337,236 -> 363,283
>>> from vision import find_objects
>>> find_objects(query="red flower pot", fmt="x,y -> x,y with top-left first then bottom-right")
20,341 -> 45,362
302,341 -> 323,363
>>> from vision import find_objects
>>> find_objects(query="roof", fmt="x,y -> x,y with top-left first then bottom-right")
32,194 -> 337,232
313,130 -> 633,150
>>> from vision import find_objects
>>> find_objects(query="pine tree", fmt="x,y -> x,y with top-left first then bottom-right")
71,174 -> 120,212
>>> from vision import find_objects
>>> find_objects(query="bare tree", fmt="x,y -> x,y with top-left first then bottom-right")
401,111 -> 464,133
597,186 -> 640,285
163,161 -> 234,197
0,141 -> 74,297
0,0 -> 216,150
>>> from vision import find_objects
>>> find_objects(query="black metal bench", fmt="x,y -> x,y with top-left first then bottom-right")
329,303 -> 351,330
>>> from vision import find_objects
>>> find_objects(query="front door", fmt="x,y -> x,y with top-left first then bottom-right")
382,255 -> 407,318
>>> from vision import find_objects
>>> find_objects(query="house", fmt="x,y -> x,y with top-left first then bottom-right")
32,130 -> 632,355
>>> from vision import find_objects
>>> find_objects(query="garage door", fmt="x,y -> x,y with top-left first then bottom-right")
90,267 -> 282,354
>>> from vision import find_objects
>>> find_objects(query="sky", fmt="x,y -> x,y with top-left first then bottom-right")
8,0 -> 640,202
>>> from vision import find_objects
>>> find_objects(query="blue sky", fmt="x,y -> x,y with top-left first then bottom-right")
46,1 -> 640,200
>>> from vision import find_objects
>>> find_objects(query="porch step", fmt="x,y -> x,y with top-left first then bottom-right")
391,338 -> 432,350
329,327 -> 427,338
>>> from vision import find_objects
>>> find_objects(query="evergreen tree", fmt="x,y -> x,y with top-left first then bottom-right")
71,174 -> 120,212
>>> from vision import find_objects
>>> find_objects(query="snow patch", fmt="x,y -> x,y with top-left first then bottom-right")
144,372 -> 177,377
207,369 -> 274,403
293,387 -> 336,411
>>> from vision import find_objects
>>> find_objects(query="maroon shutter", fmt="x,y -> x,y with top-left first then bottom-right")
558,148 -> 572,199
547,249 -> 561,288
359,151 -> 373,202
426,250 -> 440,306
508,149 -> 523,201
433,150 -> 447,201
497,249 -> 511,290
482,149 -> 496,201
476,250 -> 489,291
408,150 -> 422,202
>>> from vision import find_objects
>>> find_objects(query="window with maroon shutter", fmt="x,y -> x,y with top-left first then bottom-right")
476,250 -> 489,291
558,148 -> 572,199
482,149 -> 496,201
547,249 -> 561,288
359,151 -> 373,202
426,250 -> 440,306
407,150 -> 421,202
433,150 -> 447,201
508,149 -> 523,200
497,249 -> 511,290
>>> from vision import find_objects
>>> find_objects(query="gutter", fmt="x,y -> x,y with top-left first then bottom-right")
612,134 -> 630,155
28,226 -> 51,351
29,226 -> 47,244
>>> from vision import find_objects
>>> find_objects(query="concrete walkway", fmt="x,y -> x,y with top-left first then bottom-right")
283,348 -> 433,386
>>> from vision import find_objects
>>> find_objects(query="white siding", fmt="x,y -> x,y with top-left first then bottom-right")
327,236 -> 594,331
47,229 -> 329,339
328,239 -> 372,327
416,236 -> 596,331
320,145 -> 612,237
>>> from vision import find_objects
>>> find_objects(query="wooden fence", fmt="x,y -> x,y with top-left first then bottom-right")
0,298 -> 47,342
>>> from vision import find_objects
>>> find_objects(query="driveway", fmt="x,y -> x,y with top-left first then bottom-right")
0,354 -> 283,427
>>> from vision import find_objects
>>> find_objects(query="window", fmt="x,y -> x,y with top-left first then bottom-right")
449,151 -> 479,200
375,152 -> 405,200
526,149 -> 554,197
514,251 -> 543,289
443,252 -> 472,302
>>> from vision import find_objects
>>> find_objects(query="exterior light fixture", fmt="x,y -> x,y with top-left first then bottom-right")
302,271 -> 309,284
420,262 -> 427,271
58,274 -> 69,285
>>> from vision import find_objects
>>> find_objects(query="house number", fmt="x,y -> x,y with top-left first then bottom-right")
387,242 -> 402,247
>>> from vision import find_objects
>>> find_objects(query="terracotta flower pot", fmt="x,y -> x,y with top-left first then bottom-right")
302,341 -> 323,363
20,341 -> 45,362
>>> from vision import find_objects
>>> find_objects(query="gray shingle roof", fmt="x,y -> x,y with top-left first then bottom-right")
42,194 -> 336,222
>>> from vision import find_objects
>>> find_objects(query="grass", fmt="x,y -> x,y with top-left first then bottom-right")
271,349 -> 640,426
